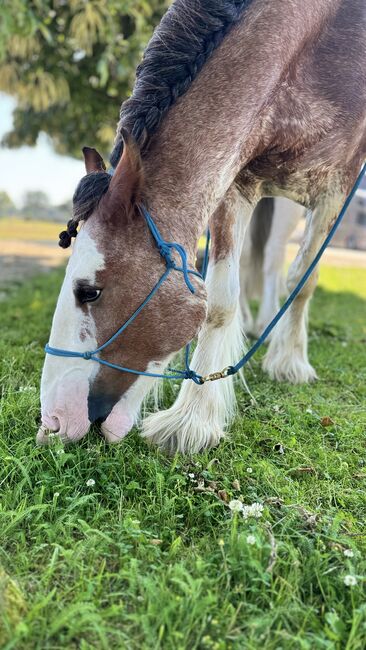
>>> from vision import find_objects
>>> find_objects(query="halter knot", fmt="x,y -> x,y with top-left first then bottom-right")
167,241 -> 196,293
158,243 -> 175,269
82,351 -> 93,360
184,369 -> 203,384
140,205 -> 197,294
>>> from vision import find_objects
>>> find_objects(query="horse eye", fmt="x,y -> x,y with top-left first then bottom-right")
75,286 -> 102,304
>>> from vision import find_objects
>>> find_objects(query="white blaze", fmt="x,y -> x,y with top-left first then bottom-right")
39,228 -> 105,441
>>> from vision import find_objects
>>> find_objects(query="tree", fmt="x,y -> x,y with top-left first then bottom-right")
22,190 -> 50,219
0,191 -> 16,216
0,1 -> 168,159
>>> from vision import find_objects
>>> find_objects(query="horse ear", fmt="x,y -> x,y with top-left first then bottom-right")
109,129 -> 143,209
82,147 -> 106,173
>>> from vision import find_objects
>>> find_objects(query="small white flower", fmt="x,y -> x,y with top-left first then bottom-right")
188,473 -> 195,479
56,448 -> 65,455
344,575 -> 357,587
246,534 -> 256,545
54,492 -> 60,498
247,467 -> 253,474
273,404 -> 280,412
86,478 -> 95,487
344,549 -> 354,558
229,499 -> 243,513
242,502 -> 264,520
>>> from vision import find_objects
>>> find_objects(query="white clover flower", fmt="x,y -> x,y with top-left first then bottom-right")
246,534 -> 256,545
86,478 -> 95,487
242,502 -> 264,520
228,499 -> 244,513
247,467 -> 253,474
53,492 -> 60,498
56,448 -> 65,455
344,549 -> 354,558
344,575 -> 357,587
188,473 -> 195,479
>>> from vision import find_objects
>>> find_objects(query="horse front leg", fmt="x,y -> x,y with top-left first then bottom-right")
142,186 -> 256,453
262,190 -> 346,383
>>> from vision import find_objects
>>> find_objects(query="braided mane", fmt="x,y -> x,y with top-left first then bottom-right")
110,0 -> 253,166
60,0 -> 253,248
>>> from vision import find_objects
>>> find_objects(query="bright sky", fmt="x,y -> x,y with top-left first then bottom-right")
0,93 -> 84,207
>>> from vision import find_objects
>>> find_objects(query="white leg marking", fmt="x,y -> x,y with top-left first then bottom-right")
239,230 -> 255,334
263,191 -> 344,383
255,198 -> 304,338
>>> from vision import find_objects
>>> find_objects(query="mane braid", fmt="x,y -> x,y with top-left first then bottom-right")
65,0 -> 254,248
110,0 -> 254,167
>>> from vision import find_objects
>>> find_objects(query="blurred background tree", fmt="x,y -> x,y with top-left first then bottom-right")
0,191 -> 16,215
21,190 -> 50,219
0,0 -> 168,160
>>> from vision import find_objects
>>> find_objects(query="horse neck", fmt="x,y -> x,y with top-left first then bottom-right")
141,0 -> 339,254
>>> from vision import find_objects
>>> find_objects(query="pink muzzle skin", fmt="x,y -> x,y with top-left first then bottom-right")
37,370 -> 92,444
100,403 -> 135,443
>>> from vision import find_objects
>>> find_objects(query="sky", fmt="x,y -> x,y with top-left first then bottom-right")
0,93 -> 84,207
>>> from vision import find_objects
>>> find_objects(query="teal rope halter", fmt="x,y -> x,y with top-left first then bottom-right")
45,205 -> 207,384
45,163 -> 366,384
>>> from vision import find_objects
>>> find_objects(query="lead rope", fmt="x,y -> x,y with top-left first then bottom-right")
45,163 -> 366,385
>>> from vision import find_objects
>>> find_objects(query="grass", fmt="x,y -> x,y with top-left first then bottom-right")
0,218 -> 63,242
0,264 -> 366,649
0,218 -> 207,248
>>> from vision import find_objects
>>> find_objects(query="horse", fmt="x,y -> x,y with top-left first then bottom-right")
38,0 -> 366,453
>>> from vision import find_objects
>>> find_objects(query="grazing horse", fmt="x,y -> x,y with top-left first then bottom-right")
38,0 -> 366,453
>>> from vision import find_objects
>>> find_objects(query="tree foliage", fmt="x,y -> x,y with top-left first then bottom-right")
0,190 -> 16,215
0,1 -> 168,159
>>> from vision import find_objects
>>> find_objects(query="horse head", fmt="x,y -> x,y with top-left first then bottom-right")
38,132 -> 206,444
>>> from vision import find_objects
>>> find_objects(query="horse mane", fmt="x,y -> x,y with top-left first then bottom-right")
60,0 -> 253,248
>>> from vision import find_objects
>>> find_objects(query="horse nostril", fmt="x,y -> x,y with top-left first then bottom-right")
51,416 -> 61,432
37,415 -> 61,445
88,391 -> 119,423
42,415 -> 61,433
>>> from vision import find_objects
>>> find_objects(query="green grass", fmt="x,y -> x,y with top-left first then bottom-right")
0,265 -> 366,649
